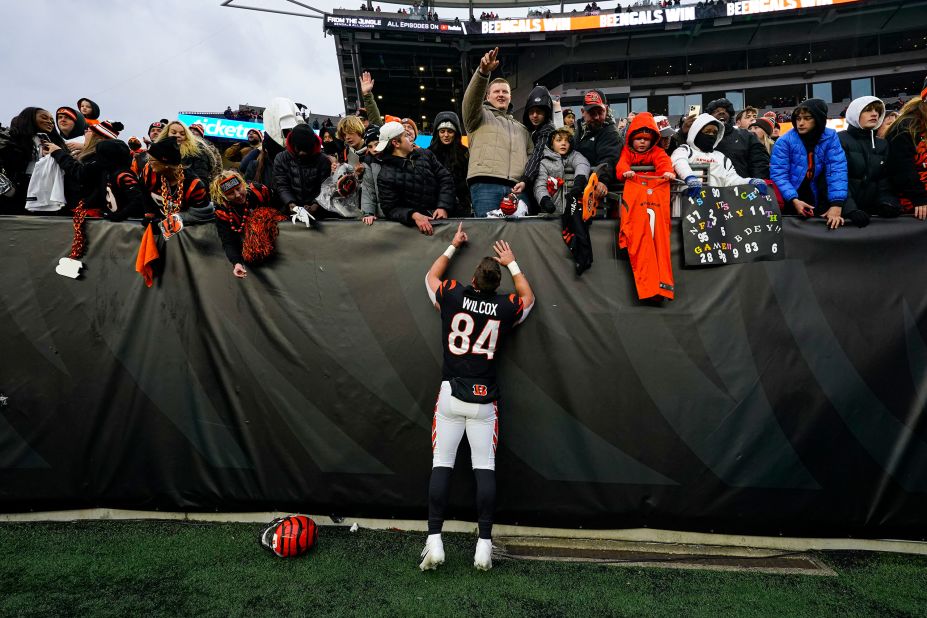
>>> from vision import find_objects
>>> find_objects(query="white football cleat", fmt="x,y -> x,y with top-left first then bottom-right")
419,534 -> 445,571
474,538 -> 493,571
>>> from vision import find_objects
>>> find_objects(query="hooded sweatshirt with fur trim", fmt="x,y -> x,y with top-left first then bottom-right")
671,114 -> 754,187
615,112 -> 675,178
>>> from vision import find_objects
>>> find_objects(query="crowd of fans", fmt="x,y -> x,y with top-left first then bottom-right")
345,0 -> 718,21
223,106 -> 263,122
1,54 -> 925,279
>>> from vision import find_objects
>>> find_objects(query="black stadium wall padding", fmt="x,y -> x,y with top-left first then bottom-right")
1,215 -> 926,540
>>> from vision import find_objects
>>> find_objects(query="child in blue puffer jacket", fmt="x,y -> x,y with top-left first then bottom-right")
770,98 -> 860,229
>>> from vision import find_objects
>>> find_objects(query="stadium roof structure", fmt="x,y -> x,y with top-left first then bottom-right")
220,0 -> 324,20
221,0 -> 596,16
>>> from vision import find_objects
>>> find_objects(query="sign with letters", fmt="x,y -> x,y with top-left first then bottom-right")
682,185 -> 784,266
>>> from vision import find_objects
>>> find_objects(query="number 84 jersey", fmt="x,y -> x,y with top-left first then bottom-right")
436,280 -> 526,381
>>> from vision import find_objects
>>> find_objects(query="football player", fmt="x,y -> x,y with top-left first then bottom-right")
421,222 -> 535,571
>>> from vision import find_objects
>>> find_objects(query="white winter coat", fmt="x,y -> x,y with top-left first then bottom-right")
672,114 -> 755,187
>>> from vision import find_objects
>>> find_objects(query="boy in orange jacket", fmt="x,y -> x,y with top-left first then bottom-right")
616,112 -> 676,180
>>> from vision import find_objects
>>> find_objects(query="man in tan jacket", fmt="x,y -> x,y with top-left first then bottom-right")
463,47 -> 533,217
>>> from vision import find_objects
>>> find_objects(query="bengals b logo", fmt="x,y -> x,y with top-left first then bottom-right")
472,384 -> 488,397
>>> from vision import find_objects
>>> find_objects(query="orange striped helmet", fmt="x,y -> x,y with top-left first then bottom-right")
260,515 -> 319,558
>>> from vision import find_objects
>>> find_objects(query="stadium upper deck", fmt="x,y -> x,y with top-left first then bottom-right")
321,0 -> 926,130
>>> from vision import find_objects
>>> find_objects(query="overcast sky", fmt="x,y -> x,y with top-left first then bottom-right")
0,0 -> 553,140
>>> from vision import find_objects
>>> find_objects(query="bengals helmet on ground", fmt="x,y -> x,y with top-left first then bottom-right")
259,515 -> 319,558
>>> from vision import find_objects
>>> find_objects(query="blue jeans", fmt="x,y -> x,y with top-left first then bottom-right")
470,183 -> 512,218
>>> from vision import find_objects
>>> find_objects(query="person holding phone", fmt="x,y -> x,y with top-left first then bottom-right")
0,107 -> 67,213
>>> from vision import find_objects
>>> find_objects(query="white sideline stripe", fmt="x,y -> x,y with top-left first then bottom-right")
0,509 -> 925,556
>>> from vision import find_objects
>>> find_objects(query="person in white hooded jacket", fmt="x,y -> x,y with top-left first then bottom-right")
672,113 -> 767,198
837,95 -> 900,223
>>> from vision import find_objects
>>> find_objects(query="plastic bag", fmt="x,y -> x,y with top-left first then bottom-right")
25,155 -> 66,212
317,163 -> 362,218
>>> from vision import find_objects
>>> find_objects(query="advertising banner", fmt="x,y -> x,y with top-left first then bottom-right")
324,14 -> 466,35
477,8 -> 696,35
464,0 -> 862,36
727,0 -> 863,17
177,114 -> 263,142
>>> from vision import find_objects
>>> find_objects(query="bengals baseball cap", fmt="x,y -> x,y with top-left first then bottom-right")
583,89 -> 607,111
653,115 -> 674,138
374,121 -> 405,152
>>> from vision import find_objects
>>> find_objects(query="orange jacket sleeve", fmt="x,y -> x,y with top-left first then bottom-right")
615,148 -> 632,177
652,149 -> 675,177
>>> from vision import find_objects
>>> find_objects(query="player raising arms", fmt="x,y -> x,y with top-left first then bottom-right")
421,222 -> 535,571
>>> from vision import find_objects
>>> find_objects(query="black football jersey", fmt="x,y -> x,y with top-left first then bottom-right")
436,279 -> 525,380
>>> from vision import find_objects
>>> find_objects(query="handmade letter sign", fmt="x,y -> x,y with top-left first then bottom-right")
682,185 -> 784,266
56,257 -> 83,279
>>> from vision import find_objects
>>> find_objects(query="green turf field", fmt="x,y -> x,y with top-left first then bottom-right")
1,521 -> 925,617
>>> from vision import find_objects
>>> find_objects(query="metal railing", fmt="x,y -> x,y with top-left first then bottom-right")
601,163 -> 708,218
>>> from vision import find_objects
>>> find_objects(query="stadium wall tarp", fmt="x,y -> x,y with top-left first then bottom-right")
1,216 -> 926,539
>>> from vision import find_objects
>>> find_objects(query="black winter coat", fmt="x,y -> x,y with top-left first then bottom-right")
182,149 -> 214,183
716,123 -> 770,179
51,149 -> 102,211
273,150 -> 331,209
886,121 -> 927,208
838,125 -> 899,215
575,118 -> 621,188
243,134 -> 285,205
376,148 -> 455,224
0,129 -> 35,213
428,111 -> 471,217
51,142 -> 147,220
0,108 -> 68,214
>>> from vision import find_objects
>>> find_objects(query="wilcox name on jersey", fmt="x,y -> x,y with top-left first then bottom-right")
462,298 -> 498,316
436,279 -> 525,381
